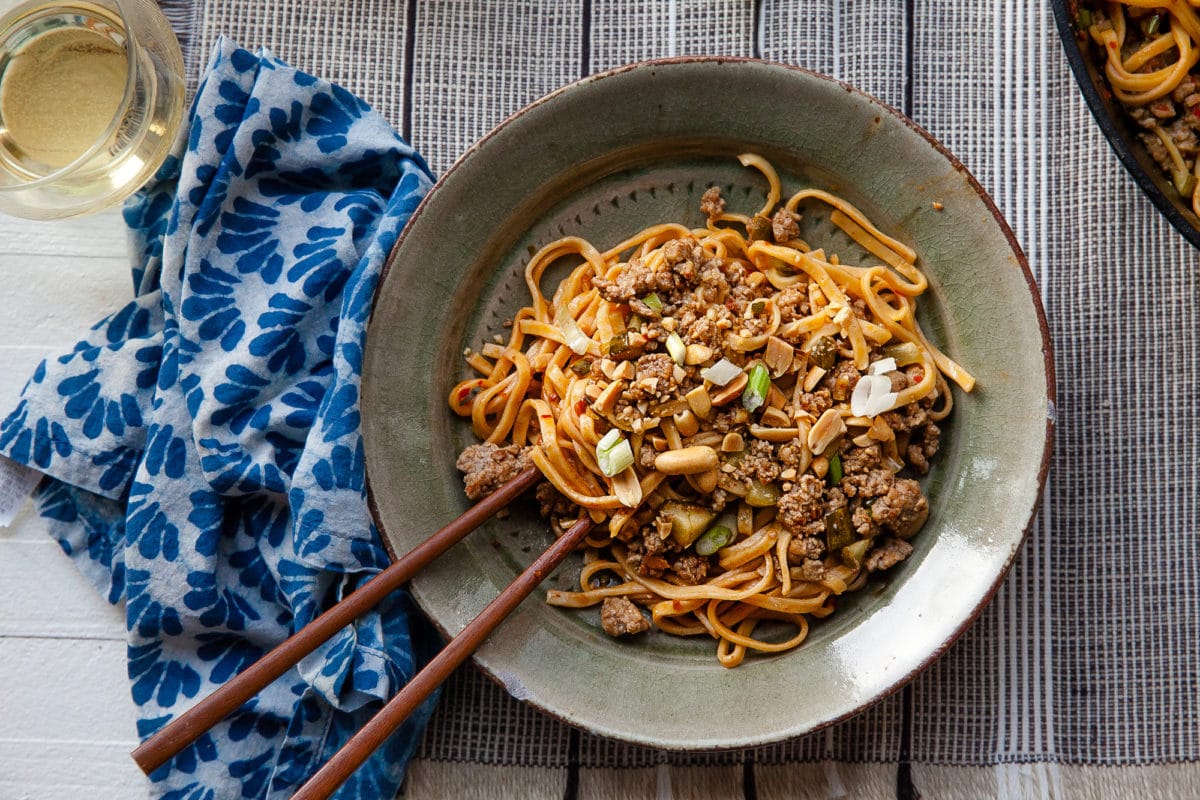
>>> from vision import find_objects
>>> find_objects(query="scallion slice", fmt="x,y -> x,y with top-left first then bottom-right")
642,293 -> 663,313
694,525 -> 734,556
742,363 -> 770,412
596,429 -> 634,477
560,317 -> 590,355
666,332 -> 686,365
867,357 -> 897,376
700,358 -> 742,386
828,452 -> 843,485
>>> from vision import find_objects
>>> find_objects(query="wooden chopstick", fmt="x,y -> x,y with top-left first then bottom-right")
290,514 -> 596,800
130,465 -> 542,775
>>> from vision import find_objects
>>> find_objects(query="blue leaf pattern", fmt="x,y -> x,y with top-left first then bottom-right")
0,38 -> 436,800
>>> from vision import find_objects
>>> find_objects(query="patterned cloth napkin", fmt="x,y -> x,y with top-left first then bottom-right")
0,38 -> 438,799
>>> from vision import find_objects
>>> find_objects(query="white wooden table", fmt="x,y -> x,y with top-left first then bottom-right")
0,210 -> 149,799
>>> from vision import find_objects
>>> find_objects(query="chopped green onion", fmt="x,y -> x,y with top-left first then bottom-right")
747,214 -> 772,241
841,539 -> 871,570
1076,8 -> 1092,29
746,480 -> 781,507
742,363 -> 770,412
666,332 -> 686,365
1175,169 -> 1197,198
808,336 -> 837,370
828,452 -> 843,485
700,358 -> 742,386
605,331 -> 630,356
867,357 -> 897,376
882,341 -> 921,366
1144,13 -> 1162,36
768,256 -> 797,275
560,317 -> 590,355
627,313 -> 645,330
694,525 -> 734,556
596,429 -> 634,477
642,293 -> 663,313
570,359 -> 592,376
824,506 -> 855,551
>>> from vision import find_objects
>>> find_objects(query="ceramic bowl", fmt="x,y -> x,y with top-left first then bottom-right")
361,58 -> 1054,749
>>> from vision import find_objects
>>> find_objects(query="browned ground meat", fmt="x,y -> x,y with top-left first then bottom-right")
700,186 -> 725,220
865,538 -> 913,572
771,208 -> 800,241
799,558 -> 826,581
637,442 -> 658,470
600,596 -> 651,636
870,479 -> 929,538
788,535 -> 825,561
631,353 -> 677,399
798,388 -> 832,416
842,467 -> 894,500
721,439 -> 781,486
535,481 -> 575,518
852,505 -> 880,538
906,423 -> 941,474
592,255 -> 685,303
671,553 -> 708,585
776,285 -> 811,321
777,441 -> 806,470
824,361 -> 861,402
456,443 -> 531,500
777,474 -> 825,534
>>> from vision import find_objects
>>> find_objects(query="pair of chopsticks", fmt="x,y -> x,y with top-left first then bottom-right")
130,465 -> 594,800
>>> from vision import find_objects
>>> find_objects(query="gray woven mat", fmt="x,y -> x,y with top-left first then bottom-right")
160,0 -> 1200,770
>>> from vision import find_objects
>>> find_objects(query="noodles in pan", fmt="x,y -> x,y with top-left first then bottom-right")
1082,2 -> 1200,212
450,154 -> 973,667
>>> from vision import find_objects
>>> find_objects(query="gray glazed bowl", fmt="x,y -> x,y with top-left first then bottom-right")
361,58 -> 1055,749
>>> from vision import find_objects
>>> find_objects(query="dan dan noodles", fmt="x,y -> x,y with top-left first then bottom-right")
450,155 -> 973,667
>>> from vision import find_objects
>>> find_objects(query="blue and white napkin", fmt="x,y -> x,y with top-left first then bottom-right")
0,38 -> 439,799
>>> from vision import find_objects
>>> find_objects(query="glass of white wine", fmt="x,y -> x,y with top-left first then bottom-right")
0,0 -> 184,219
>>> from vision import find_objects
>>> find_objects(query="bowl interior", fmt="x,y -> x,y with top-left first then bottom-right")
362,59 -> 1053,749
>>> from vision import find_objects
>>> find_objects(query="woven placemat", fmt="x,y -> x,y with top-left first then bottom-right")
157,0 -> 1200,773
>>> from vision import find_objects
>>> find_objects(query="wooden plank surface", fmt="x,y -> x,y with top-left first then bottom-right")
0,209 -> 147,798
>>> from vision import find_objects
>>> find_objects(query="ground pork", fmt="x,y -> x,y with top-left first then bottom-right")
600,596 -> 651,636
721,439 -> 780,486
797,388 -> 832,417
906,423 -> 941,474
456,443 -> 531,501
823,361 -> 861,402
870,478 -> 929,538
788,534 -> 825,561
864,538 -> 913,572
592,256 -> 685,303
535,481 -> 575,518
670,553 -> 709,585
700,186 -> 725,220
772,207 -> 800,242
777,474 -> 825,534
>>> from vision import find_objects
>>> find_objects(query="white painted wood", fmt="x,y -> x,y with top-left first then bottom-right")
0,209 -> 138,797
0,537 -> 125,639
0,740 -> 148,800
